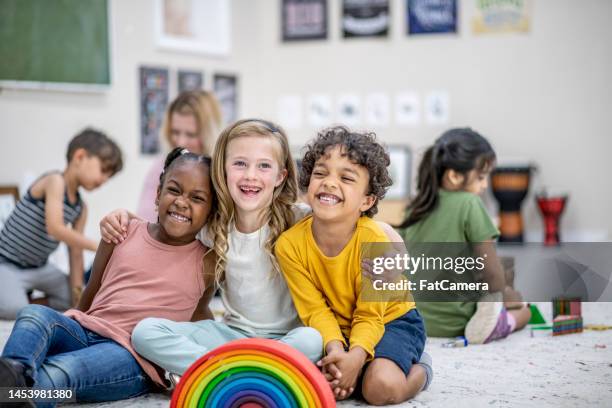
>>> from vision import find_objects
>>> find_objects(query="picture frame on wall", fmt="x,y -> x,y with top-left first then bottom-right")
386,145 -> 412,200
282,0 -> 328,41
154,0 -> 230,56
178,70 -> 203,93
139,66 -> 169,154
342,0 -> 390,38
0,185 -> 19,231
213,73 -> 238,125
407,0 -> 457,35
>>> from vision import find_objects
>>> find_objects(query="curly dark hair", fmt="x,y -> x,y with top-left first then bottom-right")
299,126 -> 392,217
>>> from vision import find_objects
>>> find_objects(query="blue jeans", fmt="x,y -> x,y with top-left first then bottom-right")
1,305 -> 153,407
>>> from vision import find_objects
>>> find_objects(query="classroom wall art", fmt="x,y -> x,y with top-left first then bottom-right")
336,94 -> 362,126
282,0 -> 328,41
139,66 -> 169,154
425,90 -> 450,125
407,0 -> 457,35
154,0 -> 230,55
213,73 -> 238,125
386,146 -> 412,200
365,93 -> 391,127
395,91 -> 421,126
472,0 -> 532,34
307,94 -> 333,127
177,70 -> 203,93
277,95 -> 303,130
342,0 -> 390,38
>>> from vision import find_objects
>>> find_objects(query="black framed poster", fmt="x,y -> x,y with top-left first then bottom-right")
139,66 -> 169,154
342,0 -> 389,38
282,0 -> 328,41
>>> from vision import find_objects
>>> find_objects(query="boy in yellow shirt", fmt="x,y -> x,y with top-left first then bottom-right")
275,126 -> 432,405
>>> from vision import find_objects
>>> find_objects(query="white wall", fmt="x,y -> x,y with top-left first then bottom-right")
242,0 -> 612,241
0,0 -> 610,243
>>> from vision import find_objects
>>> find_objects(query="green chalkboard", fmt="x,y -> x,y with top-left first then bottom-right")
0,0 -> 110,88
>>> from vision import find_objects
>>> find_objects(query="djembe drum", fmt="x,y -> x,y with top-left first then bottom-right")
491,166 -> 532,242
536,195 -> 567,246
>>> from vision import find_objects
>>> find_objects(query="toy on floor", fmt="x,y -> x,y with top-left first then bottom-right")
553,297 -> 581,318
552,297 -> 583,336
442,336 -> 468,348
170,338 -> 335,408
528,304 -> 546,325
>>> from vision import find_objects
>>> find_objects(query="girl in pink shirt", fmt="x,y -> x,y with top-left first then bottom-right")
0,148 -> 214,406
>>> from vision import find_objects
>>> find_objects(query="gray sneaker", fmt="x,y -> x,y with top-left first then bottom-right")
164,371 -> 182,390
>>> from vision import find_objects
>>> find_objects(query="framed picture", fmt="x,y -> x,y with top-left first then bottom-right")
386,145 -> 412,200
342,0 -> 390,38
0,185 -> 19,231
407,0 -> 457,35
213,73 -> 238,125
154,0 -> 230,56
282,0 -> 328,41
178,70 -> 204,93
140,66 -> 169,154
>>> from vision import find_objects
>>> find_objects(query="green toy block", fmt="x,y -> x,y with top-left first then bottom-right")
528,304 -> 546,325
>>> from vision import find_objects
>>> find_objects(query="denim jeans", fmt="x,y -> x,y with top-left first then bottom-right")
1,305 -> 153,407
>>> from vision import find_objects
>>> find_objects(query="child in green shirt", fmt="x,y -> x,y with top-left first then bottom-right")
399,128 -> 531,343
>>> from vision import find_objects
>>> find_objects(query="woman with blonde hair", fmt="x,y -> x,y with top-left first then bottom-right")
137,90 -> 222,221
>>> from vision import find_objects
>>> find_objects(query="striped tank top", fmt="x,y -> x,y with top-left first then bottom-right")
0,174 -> 82,268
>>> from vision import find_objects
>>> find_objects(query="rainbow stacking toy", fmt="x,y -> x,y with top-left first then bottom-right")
171,338 -> 336,408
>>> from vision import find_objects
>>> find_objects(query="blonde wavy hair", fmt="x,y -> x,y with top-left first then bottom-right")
162,90 -> 222,155
208,119 -> 298,285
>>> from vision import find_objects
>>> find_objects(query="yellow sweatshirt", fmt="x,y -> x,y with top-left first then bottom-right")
275,215 -> 414,358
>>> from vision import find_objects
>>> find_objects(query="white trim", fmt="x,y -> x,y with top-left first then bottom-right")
0,80 -> 109,93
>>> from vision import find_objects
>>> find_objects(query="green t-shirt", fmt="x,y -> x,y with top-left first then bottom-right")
401,190 -> 499,337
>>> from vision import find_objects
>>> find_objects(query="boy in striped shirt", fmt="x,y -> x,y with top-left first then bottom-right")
0,128 -> 122,319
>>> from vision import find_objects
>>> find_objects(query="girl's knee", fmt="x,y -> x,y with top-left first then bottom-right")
132,318 -> 170,352
286,327 -> 323,362
15,304 -> 56,324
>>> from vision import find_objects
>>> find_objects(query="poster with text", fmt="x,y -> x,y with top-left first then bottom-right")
472,0 -> 532,34
407,0 -> 457,35
140,66 -> 169,154
342,0 -> 390,38
282,0 -> 328,41
213,74 -> 238,126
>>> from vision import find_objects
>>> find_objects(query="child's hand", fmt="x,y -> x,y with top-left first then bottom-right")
100,209 -> 130,244
319,347 -> 366,400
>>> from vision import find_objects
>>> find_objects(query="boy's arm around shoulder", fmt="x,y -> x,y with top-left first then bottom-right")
77,239 -> 115,312
191,249 -> 216,322
275,234 -> 346,350
43,174 -> 97,251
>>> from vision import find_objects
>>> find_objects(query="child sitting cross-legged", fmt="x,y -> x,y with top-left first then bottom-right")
275,126 -> 433,405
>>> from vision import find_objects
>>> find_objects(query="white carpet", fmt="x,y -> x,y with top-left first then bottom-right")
1,302 -> 611,407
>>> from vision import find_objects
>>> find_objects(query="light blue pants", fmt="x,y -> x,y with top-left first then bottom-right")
132,318 -> 323,375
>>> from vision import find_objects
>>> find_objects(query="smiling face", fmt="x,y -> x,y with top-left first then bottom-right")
169,112 -> 202,154
224,134 -> 287,223
307,145 -> 375,224
155,161 -> 212,245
